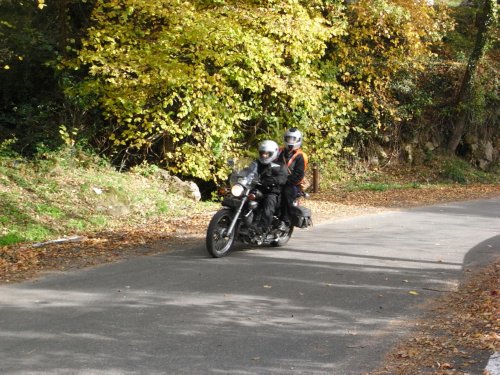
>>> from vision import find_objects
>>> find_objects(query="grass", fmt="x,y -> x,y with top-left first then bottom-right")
0,147 -> 218,246
441,158 -> 497,184
318,155 -> 499,192
0,233 -> 25,246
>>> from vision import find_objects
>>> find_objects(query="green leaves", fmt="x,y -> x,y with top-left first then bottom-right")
61,0 -> 451,181
65,0 -> 348,180
329,0 -> 452,138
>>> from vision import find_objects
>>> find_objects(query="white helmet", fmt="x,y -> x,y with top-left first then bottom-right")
284,128 -> 302,151
258,140 -> 279,165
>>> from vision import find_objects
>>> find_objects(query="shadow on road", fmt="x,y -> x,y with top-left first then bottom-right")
0,198 -> 498,374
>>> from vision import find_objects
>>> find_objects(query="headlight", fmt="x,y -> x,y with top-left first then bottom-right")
231,184 -> 245,197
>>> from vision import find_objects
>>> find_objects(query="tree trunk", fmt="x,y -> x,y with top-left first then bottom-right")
57,0 -> 70,55
447,0 -> 497,153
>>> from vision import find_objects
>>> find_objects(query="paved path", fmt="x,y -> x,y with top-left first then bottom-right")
0,198 -> 498,374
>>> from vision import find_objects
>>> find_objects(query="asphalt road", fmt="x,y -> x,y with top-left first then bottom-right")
0,198 -> 499,374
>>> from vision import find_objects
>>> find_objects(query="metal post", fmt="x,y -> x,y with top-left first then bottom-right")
312,163 -> 319,193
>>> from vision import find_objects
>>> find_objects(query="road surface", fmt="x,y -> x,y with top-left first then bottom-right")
0,198 -> 498,374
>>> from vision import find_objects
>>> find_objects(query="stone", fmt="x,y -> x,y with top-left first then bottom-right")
482,141 -> 494,162
403,144 -> 413,164
424,142 -> 436,152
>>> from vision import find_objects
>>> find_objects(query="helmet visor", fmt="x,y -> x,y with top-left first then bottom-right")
259,151 -> 271,159
285,136 -> 299,144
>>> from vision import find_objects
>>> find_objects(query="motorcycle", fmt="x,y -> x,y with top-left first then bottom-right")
206,161 -> 312,258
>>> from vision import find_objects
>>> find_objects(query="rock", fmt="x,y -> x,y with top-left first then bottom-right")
155,169 -> 201,201
403,144 -> 413,164
375,145 -> 388,161
157,169 -> 171,181
412,148 -> 426,165
494,136 -> 500,150
369,156 -> 379,166
424,142 -> 436,152
464,134 -> 478,145
187,181 -> 202,201
482,141 -> 494,162
478,159 -> 489,171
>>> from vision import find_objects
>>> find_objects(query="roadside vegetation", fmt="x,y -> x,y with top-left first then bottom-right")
1,0 -> 498,184
1,139 -> 497,247
0,143 -> 217,246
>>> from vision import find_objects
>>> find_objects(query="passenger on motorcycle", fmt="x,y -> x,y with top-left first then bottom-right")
249,140 -> 288,235
277,128 -> 308,228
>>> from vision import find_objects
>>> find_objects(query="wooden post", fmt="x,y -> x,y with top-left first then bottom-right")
312,163 -> 319,193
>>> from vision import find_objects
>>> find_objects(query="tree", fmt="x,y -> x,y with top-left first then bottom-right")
326,0 -> 452,155
65,0 -> 350,181
0,0 -> 94,152
447,0 -> 497,153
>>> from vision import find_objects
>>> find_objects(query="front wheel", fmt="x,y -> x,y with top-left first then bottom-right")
271,225 -> 294,247
206,209 -> 237,258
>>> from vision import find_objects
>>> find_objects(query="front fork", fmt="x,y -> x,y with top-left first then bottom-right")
226,196 -> 248,237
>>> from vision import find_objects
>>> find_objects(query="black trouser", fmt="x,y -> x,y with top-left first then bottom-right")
256,193 -> 279,230
281,185 -> 299,224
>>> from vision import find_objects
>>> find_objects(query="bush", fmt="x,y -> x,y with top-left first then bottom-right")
441,157 -> 497,184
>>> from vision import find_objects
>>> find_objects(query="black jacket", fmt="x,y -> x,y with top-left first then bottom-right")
256,161 -> 288,194
278,149 -> 306,186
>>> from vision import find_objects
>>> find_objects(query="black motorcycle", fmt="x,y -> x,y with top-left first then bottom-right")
206,162 -> 312,258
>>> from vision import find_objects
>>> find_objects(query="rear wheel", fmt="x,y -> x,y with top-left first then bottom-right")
206,210 -> 237,258
271,225 -> 294,247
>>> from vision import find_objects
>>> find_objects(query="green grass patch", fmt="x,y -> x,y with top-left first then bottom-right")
67,219 -> 89,231
89,215 -> 108,228
441,158 -> 498,184
0,233 -> 25,246
35,204 -> 64,219
24,224 -> 53,241
156,200 -> 170,214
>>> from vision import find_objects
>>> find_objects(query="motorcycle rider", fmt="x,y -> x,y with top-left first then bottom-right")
277,128 -> 308,228
249,140 -> 288,235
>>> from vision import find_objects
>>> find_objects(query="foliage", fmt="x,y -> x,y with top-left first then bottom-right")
399,2 -> 499,161
0,0 -> 496,183
346,181 -> 421,192
440,156 -> 497,183
64,0 -> 354,180
0,0 -> 96,155
445,0 -> 498,152
327,0 -> 453,149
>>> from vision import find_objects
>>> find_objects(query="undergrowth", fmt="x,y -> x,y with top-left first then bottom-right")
0,144 -> 216,246
318,155 -> 499,192
0,140 -> 498,246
